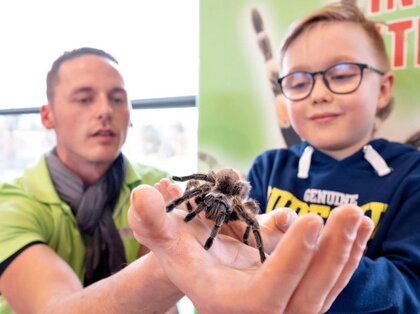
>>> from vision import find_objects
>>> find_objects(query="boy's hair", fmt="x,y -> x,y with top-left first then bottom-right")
279,2 -> 389,69
279,1 -> 393,126
406,130 -> 420,149
46,47 -> 119,102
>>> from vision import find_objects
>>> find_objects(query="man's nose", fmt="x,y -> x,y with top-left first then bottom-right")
97,95 -> 112,120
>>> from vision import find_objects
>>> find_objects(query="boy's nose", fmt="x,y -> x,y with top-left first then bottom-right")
310,76 -> 332,104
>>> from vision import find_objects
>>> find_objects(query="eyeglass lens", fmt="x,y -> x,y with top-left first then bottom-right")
281,63 -> 363,101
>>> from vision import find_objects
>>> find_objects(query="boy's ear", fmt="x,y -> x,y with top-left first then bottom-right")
40,104 -> 55,129
377,71 -> 395,110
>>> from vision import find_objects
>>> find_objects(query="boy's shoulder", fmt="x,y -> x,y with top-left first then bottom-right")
256,142 -> 306,161
374,138 -> 420,161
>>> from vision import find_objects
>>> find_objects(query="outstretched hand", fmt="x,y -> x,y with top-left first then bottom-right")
153,178 -> 297,253
128,185 -> 373,314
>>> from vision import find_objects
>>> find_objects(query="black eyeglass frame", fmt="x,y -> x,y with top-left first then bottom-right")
277,62 -> 385,101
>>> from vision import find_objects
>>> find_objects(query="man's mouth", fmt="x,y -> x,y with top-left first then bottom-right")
92,129 -> 116,137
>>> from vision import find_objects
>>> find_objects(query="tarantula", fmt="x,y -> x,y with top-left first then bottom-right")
166,168 -> 266,263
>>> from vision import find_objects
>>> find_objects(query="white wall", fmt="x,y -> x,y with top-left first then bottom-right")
0,0 -> 198,109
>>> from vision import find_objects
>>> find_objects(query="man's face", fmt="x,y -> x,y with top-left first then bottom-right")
44,55 -> 130,170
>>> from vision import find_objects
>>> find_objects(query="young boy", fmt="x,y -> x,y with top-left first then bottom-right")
247,2 -> 420,312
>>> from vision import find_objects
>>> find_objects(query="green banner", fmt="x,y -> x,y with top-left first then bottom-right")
198,0 -> 420,173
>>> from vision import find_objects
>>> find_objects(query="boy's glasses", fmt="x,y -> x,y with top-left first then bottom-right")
277,62 -> 385,101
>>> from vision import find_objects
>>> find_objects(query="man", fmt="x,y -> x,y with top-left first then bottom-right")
0,47 -> 171,312
0,47 -> 373,313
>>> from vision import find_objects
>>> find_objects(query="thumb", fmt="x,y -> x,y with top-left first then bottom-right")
259,208 -> 298,253
128,185 -> 172,246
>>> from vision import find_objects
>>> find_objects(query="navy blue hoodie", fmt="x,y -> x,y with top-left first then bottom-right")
247,139 -> 420,313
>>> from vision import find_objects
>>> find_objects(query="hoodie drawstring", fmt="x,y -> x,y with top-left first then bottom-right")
297,144 -> 392,178
363,145 -> 392,176
298,146 -> 314,179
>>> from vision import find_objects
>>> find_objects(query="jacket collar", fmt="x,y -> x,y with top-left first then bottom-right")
23,155 -> 142,205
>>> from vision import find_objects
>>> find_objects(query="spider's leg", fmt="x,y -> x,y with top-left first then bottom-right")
166,184 -> 211,212
236,200 -> 266,263
243,225 -> 251,245
204,204 -> 227,250
186,202 -> 193,212
184,202 -> 206,222
252,227 -> 266,263
231,199 -> 253,244
166,189 -> 201,212
172,172 -> 216,184
185,180 -> 201,212
244,199 -> 261,214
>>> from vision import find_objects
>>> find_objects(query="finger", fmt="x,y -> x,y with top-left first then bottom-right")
153,178 -> 170,191
253,214 -> 323,311
218,208 -> 298,252
153,179 -> 170,200
128,185 -> 173,246
219,220 -> 247,241
259,208 -> 298,253
154,178 -> 182,203
211,234 -> 262,268
320,215 -> 374,312
167,183 -> 183,202
286,205 -> 364,314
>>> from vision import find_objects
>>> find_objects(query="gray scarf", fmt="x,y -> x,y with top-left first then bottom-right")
46,149 -> 127,286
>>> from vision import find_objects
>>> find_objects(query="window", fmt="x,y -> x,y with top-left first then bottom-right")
0,98 -> 197,181
0,1 -> 198,180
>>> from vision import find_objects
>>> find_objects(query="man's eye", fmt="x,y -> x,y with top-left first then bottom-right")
110,93 -> 127,104
75,97 -> 92,105
111,97 -> 126,104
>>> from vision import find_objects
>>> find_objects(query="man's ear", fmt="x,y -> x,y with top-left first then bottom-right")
377,71 -> 395,110
40,104 -> 55,129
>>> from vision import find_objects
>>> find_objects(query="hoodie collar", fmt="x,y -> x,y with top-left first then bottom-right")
296,140 -> 392,179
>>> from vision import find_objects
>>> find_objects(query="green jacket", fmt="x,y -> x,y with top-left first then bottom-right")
0,155 -> 168,313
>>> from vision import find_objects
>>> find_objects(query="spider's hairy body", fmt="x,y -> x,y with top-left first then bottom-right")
166,168 -> 266,263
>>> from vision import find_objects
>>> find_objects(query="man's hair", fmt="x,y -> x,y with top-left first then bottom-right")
46,47 -> 119,102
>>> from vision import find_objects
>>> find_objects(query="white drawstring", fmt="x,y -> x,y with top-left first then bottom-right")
363,145 -> 392,176
297,144 -> 392,179
298,146 -> 314,179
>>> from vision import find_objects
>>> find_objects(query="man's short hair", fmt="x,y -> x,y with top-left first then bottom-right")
46,47 -> 118,102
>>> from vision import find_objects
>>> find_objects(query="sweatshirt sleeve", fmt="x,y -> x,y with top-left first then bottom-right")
329,176 -> 420,313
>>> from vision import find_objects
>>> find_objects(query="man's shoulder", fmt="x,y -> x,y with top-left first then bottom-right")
125,159 -> 170,186
0,180 -> 27,197
0,155 -> 57,204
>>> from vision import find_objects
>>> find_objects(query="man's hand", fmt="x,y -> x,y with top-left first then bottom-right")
128,185 -> 373,314
153,178 -> 298,254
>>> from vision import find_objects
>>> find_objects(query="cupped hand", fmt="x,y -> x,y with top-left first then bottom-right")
154,178 -> 298,254
128,185 -> 373,314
